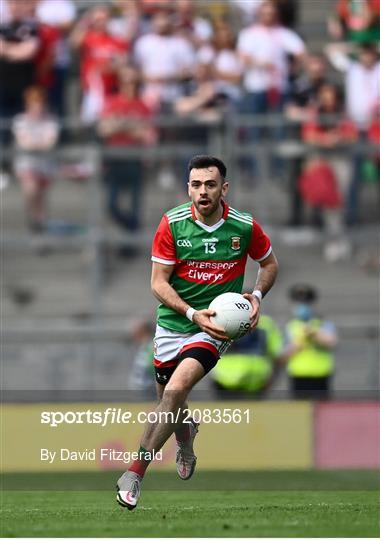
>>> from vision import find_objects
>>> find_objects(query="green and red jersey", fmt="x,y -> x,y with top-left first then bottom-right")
151,201 -> 272,333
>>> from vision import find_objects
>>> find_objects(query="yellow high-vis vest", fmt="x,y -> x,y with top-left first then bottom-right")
286,318 -> 334,378
212,315 -> 282,392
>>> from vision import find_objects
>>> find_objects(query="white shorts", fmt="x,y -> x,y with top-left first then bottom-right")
153,324 -> 231,368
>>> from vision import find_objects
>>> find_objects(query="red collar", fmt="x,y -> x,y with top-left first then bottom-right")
191,200 -> 229,221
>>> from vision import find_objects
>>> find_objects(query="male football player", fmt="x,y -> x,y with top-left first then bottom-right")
117,155 -> 279,509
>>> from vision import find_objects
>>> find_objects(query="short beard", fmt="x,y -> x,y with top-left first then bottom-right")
194,199 -> 220,217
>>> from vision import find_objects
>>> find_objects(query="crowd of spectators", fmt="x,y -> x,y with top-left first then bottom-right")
1,0 -> 379,256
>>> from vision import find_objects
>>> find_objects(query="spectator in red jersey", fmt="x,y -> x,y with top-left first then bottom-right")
35,0 -> 77,117
71,4 -> 130,124
285,54 -> 329,227
328,0 -> 380,43
12,86 -> 59,232
97,65 -> 155,233
301,83 -> 357,261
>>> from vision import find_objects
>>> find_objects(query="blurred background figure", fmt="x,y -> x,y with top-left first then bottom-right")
196,18 -> 243,108
70,4 -> 129,125
272,0 -> 299,28
229,0 -> 264,27
173,0 -> 213,47
134,8 -> 195,188
328,0 -> 380,43
325,42 -> 380,225
211,314 -> 284,399
285,53 -> 329,227
108,0 -> 142,43
12,86 -> 59,232
97,64 -> 155,235
284,284 -> 338,400
301,83 -> 357,262
0,0 -> 40,143
237,0 -> 306,179
128,319 -> 156,398
133,9 -> 195,110
35,0 -> 76,117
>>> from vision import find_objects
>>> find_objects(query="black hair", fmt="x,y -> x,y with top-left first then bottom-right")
188,155 -> 227,180
289,284 -> 318,304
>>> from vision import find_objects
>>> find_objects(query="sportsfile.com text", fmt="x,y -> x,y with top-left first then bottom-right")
41,408 -> 252,427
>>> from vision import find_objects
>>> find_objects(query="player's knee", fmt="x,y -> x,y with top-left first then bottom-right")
161,385 -> 187,410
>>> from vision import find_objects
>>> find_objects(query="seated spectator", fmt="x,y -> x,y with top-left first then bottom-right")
97,65 -> 155,233
0,0 -> 40,139
301,83 -> 357,261
70,4 -> 130,124
285,54 -> 329,226
35,0 -> 77,117
328,0 -> 380,43
12,86 -> 59,232
237,0 -> 306,177
173,0 -> 213,48
326,42 -> 380,223
197,19 -> 243,106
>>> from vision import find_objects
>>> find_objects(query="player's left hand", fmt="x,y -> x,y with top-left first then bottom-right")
243,293 -> 261,331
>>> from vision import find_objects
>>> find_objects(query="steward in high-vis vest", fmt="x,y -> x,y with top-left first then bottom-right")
211,314 -> 284,397
285,284 -> 337,399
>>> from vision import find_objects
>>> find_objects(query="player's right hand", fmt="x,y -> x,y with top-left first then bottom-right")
193,309 -> 229,341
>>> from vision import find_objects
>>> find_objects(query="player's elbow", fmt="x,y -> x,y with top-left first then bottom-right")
150,277 -> 163,300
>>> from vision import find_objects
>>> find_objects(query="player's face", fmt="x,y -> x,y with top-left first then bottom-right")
188,167 -> 228,218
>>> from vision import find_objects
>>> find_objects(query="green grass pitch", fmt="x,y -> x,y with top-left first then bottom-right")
1,471 -> 379,537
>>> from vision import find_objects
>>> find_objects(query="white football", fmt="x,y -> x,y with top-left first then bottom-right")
209,292 -> 252,340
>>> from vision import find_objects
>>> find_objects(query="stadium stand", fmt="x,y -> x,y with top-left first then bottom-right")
2,0 -> 379,401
